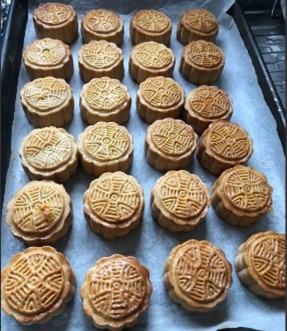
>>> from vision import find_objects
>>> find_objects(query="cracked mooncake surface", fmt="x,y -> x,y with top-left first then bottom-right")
81,254 -> 152,330
6,180 -> 72,245
83,172 -> 144,238
1,246 -> 75,325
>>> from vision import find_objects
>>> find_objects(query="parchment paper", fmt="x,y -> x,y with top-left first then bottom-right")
1,1 -> 285,330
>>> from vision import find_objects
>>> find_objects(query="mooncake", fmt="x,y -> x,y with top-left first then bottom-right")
183,85 -> 232,134
78,40 -> 124,83
151,170 -> 210,231
1,246 -> 75,324
129,41 -> 175,83
78,122 -> 133,176
137,76 -> 184,123
6,180 -> 72,245
81,254 -> 152,330
130,9 -> 172,45
164,239 -> 232,312
145,118 -> 197,172
212,165 -> 273,226
177,9 -> 219,45
19,127 -> 78,183
83,172 -> 144,238
81,9 -> 123,46
23,38 -> 73,81
33,3 -> 78,44
179,40 -> 224,85
235,231 -> 285,299
20,77 -> 74,127
80,77 -> 131,124
197,121 -> 253,175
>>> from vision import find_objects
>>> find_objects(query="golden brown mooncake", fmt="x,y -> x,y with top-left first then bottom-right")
80,77 -> 131,125
78,40 -> 124,83
179,40 -> 224,85
83,172 -> 144,238
20,77 -> 74,127
130,9 -> 172,46
211,165 -> 273,226
6,180 -> 72,245
177,9 -> 219,45
145,118 -> 197,172
33,3 -> 78,44
129,41 -> 175,84
81,254 -> 152,330
151,170 -> 210,232
81,9 -> 124,46
235,231 -> 285,299
1,246 -> 75,325
197,121 -> 253,175
183,85 -> 233,134
164,239 -> 232,312
137,76 -> 185,123
78,122 -> 133,177
23,38 -> 73,81
19,127 -> 78,183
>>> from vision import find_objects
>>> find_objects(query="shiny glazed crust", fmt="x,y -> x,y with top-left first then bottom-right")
33,3 -> 78,44
19,127 -> 78,183
6,180 -> 72,245
164,240 -> 232,312
235,231 -> 285,298
137,76 -> 185,123
80,77 -> 131,124
129,41 -> 175,84
197,121 -> 253,175
179,40 -> 224,85
211,165 -> 273,226
78,122 -> 133,177
81,9 -> 124,45
177,9 -> 219,45
23,38 -> 73,81
80,254 -> 152,330
20,77 -> 74,127
145,118 -> 197,172
78,40 -> 124,83
151,170 -> 210,231
83,172 -> 144,238
130,9 -> 172,45
183,85 -> 233,134
1,246 -> 75,325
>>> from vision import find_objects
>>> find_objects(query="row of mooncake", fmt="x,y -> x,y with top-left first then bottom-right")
1,233 -> 285,328
6,166 -> 272,245
21,75 -> 233,131
33,4 -> 219,46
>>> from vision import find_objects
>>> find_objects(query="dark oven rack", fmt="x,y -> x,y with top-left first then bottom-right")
1,0 -> 285,212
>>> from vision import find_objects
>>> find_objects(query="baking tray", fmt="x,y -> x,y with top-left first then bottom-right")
1,1 -> 285,330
